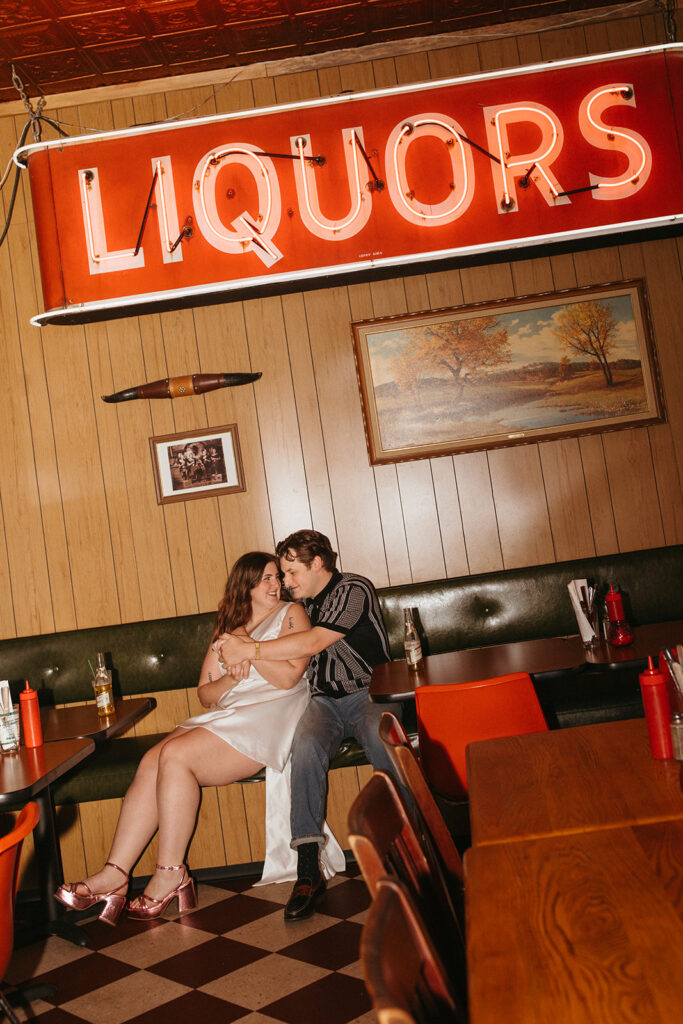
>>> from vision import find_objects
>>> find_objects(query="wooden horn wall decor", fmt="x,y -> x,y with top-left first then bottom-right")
102,371 -> 261,403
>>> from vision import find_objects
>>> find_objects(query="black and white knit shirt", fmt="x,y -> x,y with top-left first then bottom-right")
303,570 -> 391,697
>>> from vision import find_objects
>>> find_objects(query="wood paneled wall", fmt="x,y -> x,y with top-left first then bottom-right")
2,6 -> 682,880
0,7 -> 681,643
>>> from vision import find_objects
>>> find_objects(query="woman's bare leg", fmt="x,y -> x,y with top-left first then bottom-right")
131,727 -> 263,904
72,729 -> 186,895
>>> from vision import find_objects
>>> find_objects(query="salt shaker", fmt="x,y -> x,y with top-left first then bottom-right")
671,713 -> 683,760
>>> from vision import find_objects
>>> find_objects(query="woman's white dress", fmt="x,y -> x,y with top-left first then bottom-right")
178,602 -> 345,883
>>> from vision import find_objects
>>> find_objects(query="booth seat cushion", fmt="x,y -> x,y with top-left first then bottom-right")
52,734 -> 372,806
532,665 -> 645,730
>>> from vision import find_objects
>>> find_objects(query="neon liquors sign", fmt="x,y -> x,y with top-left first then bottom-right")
16,45 -> 683,326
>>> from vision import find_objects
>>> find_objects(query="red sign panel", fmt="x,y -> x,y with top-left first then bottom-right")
17,45 -> 683,326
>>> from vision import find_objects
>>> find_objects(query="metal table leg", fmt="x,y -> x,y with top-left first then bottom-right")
14,787 -> 90,947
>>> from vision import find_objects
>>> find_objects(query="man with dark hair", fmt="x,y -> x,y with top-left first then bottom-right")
217,529 -> 402,920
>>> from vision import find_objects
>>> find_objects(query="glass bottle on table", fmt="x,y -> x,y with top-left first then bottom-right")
93,652 -> 115,717
403,608 -> 424,672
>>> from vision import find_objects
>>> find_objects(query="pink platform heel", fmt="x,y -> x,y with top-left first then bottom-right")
127,863 -> 197,920
54,860 -> 128,926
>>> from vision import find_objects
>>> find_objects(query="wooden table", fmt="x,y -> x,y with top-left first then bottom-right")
40,696 -> 156,744
465,819 -> 683,1024
370,636 -> 585,701
370,620 -> 683,702
2,697 -> 155,944
1,737 -> 96,944
467,717 -> 683,847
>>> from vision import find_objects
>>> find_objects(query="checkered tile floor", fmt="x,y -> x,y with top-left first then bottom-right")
3,871 -> 375,1024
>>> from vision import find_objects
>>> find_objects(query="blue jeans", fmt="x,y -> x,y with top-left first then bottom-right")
289,688 -> 403,847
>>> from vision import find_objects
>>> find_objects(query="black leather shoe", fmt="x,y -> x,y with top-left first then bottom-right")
284,875 -> 326,921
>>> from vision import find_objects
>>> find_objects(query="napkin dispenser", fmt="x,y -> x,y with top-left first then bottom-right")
567,579 -> 599,647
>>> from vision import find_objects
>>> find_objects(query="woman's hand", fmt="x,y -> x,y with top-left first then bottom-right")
217,633 -> 254,672
225,658 -> 252,682
198,635 -> 245,706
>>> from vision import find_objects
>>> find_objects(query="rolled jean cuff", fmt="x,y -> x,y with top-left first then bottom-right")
290,834 -> 326,850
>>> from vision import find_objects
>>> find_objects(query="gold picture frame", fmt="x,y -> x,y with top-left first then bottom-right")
351,280 -> 664,466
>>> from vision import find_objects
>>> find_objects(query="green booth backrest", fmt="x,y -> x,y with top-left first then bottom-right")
1,543 -> 681,704
377,544 -> 683,659
1,610 -> 216,706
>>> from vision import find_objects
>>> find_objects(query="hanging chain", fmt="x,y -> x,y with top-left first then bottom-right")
654,0 -> 678,42
11,65 -> 46,142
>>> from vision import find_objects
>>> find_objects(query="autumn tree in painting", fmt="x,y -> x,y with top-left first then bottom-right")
393,315 -> 511,399
552,300 -> 617,386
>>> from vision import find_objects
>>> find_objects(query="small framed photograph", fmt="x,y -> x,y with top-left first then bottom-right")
149,423 -> 246,504
351,280 -> 664,465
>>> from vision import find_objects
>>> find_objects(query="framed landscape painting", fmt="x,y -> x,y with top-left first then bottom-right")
351,280 -> 663,466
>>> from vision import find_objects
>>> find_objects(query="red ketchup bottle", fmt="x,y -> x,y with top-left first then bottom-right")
19,680 -> 43,748
605,584 -> 633,646
639,656 -> 673,759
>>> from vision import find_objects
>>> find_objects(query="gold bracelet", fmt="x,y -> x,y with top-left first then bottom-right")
253,641 -> 260,661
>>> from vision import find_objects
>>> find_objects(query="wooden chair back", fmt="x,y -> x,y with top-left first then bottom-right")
361,876 -> 466,1024
348,771 -> 467,1001
379,712 -> 464,885
348,771 -> 433,897
415,672 -> 548,800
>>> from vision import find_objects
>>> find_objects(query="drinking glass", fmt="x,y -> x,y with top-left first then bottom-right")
0,708 -> 20,752
581,605 -> 601,649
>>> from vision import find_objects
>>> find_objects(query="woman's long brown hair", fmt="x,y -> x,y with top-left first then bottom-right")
212,551 -> 279,640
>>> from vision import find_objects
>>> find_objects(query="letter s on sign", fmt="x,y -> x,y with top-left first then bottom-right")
579,84 -> 652,200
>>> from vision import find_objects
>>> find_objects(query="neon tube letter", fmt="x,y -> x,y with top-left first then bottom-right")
483,102 -> 569,212
291,128 -> 371,240
579,84 -> 652,200
192,144 -> 282,265
79,167 -> 146,274
385,113 -> 475,225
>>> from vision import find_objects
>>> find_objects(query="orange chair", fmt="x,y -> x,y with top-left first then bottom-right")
361,876 -> 466,1024
348,771 -> 466,1002
378,712 -> 464,887
415,672 -> 548,800
1,803 -> 40,1024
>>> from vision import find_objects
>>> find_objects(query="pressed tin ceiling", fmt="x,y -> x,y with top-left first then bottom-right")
0,1 -> 635,105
